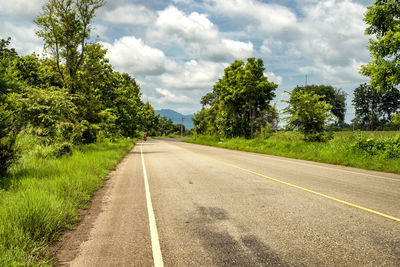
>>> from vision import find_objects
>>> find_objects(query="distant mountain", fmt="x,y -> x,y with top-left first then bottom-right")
155,109 -> 194,129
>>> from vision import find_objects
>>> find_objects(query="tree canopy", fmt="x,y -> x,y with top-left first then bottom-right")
293,85 -> 346,125
352,83 -> 400,130
193,58 -> 277,138
361,0 -> 400,90
283,88 -> 334,142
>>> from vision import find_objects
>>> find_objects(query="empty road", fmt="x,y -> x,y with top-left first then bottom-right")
63,139 -> 400,266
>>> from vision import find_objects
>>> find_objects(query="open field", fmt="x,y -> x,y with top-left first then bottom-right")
0,137 -> 134,266
185,131 -> 400,174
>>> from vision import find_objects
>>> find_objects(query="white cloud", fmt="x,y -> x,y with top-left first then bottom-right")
0,0 -> 45,17
291,0 -> 370,67
158,59 -> 228,90
0,22 -> 43,55
102,36 -> 176,75
207,0 -> 297,36
102,4 -> 156,25
260,40 -> 272,55
265,71 -> 283,85
299,59 -> 368,85
147,6 -> 254,61
149,6 -> 218,44
149,88 -> 191,104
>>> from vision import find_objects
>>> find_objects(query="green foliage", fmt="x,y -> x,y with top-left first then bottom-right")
352,134 -> 400,159
35,0 -> 105,92
16,86 -> 78,143
0,38 -> 18,177
293,85 -> 346,124
259,124 -> 274,139
283,88 -> 335,142
0,108 -> 16,177
352,83 -> 400,130
194,58 -> 277,138
186,131 -> 400,174
0,139 -> 133,265
361,0 -> 400,90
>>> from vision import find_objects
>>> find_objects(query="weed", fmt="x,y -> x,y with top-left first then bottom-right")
0,138 -> 133,266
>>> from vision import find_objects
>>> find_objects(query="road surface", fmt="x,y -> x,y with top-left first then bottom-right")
63,139 -> 400,266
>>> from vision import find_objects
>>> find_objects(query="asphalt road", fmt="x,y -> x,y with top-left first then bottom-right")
66,139 -> 400,266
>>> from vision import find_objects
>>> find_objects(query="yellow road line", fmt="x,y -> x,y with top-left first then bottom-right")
175,144 -> 400,223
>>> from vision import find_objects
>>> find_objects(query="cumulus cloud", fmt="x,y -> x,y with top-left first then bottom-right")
148,88 -> 192,105
102,36 -> 176,75
207,0 -> 298,37
208,0 -> 370,86
265,72 -> 283,85
158,59 -> 228,90
0,0 -> 45,17
0,22 -> 43,55
147,6 -> 254,61
102,4 -> 156,25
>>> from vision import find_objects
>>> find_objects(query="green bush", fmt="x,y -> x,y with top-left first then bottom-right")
352,134 -> 400,158
0,106 -> 16,177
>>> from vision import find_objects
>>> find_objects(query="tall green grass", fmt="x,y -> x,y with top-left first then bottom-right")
185,132 -> 400,174
0,135 -> 134,266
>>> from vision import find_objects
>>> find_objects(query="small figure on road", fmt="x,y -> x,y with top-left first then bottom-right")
143,133 -> 147,141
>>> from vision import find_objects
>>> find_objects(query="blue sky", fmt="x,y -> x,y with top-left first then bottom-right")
0,0 -> 374,121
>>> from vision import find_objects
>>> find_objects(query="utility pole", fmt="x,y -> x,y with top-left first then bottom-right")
305,74 -> 307,86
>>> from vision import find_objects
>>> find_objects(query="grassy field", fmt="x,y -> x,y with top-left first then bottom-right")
0,136 -> 134,266
185,131 -> 400,174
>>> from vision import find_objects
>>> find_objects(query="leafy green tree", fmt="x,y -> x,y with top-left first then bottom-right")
10,53 -> 41,87
192,108 -> 218,136
112,73 -> 143,137
16,86 -> 78,143
352,83 -> 400,130
158,116 -> 174,136
35,0 -> 105,93
283,88 -> 334,142
293,85 -> 346,124
243,58 -> 277,137
0,38 -> 17,59
0,38 -> 18,176
361,0 -> 400,90
201,58 -> 277,138
256,104 -> 280,131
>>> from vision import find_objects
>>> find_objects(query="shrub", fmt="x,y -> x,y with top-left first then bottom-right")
352,134 -> 400,158
0,107 -> 16,177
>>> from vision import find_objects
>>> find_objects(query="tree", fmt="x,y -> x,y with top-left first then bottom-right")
361,0 -> 400,90
293,85 -> 346,125
35,0 -> 105,93
197,58 -> 277,138
242,58 -> 277,138
16,86 -> 78,143
0,38 -> 18,176
283,88 -> 334,142
158,116 -> 174,136
352,83 -> 400,130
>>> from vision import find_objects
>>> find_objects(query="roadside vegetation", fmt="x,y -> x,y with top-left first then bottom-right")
0,0 -> 158,265
0,136 -> 133,265
186,131 -> 400,174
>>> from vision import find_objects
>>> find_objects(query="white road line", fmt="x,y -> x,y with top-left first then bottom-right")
141,143 -> 164,267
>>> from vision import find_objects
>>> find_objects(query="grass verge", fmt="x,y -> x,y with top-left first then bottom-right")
184,132 -> 400,174
0,137 -> 134,266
